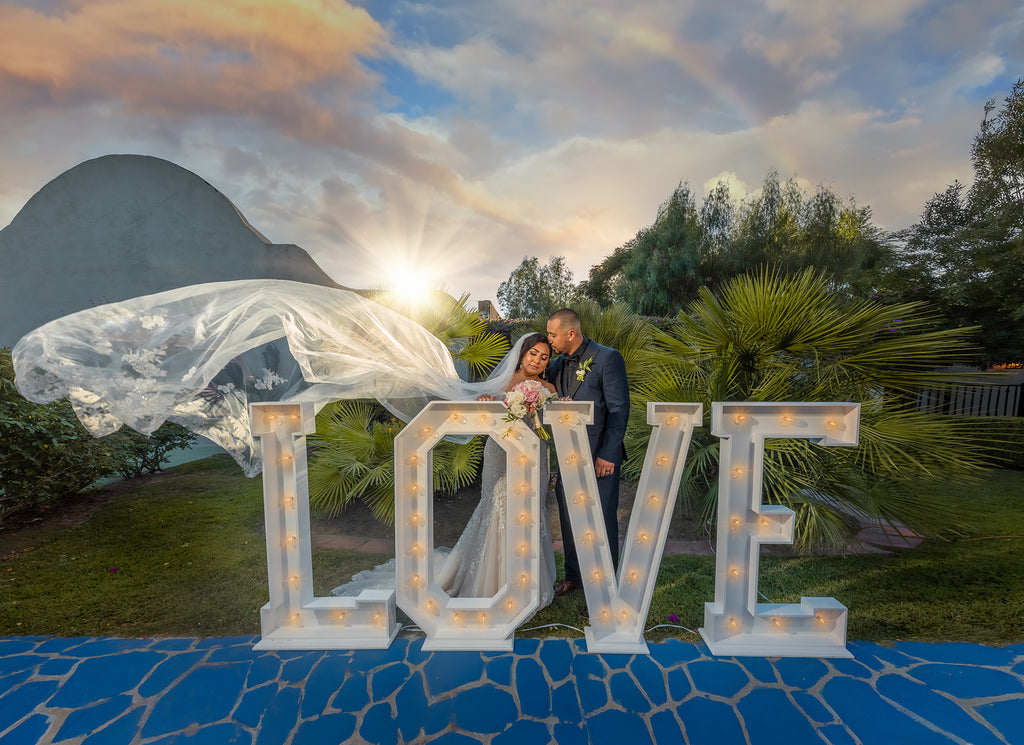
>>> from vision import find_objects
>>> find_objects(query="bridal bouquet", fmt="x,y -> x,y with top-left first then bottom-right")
502,379 -> 555,440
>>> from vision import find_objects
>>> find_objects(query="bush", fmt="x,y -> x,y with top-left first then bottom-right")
1,348 -> 115,524
105,423 -> 198,479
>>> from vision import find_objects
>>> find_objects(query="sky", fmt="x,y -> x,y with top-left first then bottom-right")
0,0 -> 1021,306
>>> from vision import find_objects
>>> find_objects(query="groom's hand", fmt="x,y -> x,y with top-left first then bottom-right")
595,457 -> 615,478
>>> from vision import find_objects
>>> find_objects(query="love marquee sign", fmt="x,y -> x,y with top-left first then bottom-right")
250,399 -> 859,658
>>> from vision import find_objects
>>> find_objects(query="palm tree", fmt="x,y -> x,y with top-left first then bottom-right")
625,269 -> 996,549
307,288 -> 509,524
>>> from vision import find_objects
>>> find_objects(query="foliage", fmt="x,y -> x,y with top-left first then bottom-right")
307,401 -> 483,524
623,270 -> 998,550
580,173 -> 888,315
954,416 -> 1024,469
104,423 -> 198,479
496,256 -> 578,319
306,288 -> 506,523
0,347 -> 115,524
884,80 -> 1024,364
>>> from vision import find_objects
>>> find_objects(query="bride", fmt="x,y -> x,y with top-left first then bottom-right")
12,279 -> 557,608
336,333 -> 557,611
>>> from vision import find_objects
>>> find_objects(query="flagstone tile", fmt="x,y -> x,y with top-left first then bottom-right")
80,708 -> 145,745
775,657 -> 830,688
395,670 -> 429,742
253,686 -> 300,745
0,713 -> 50,745
51,651 -> 165,707
330,673 -> 370,712
53,693 -> 133,742
791,690 -> 835,724
586,708 -> 655,745
736,655 -> 778,684
676,696 -> 746,744
291,712 -> 357,745
876,672 -> 1007,745
686,658 -> 750,699
821,676 -> 950,744
896,641 -> 1016,666
608,669 -> 652,713
515,656 -> 550,717
0,680 -> 59,732
245,653 -> 283,688
452,686 -> 518,734
370,660 -> 412,699
233,681 -> 278,728
737,688 -> 827,745
492,719 -> 550,744
538,638 -> 574,682
141,663 -> 248,738
485,653 -> 513,686
138,650 -> 205,697
976,698 -> 1024,745
650,709 -> 685,743
908,662 -> 1024,698
299,656 -> 347,718
357,701 -> 399,745
38,657 -> 76,676
422,650 -> 486,695
552,721 -> 588,745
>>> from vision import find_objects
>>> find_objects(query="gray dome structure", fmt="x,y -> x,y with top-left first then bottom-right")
0,154 -> 344,347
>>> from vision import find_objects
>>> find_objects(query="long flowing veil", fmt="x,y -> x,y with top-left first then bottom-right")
12,279 -> 534,476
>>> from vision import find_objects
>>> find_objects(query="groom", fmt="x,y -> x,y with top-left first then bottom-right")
546,308 -> 629,597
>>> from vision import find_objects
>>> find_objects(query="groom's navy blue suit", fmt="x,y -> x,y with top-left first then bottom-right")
548,338 -> 630,585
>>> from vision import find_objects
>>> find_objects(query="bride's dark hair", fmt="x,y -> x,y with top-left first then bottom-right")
515,333 -> 552,375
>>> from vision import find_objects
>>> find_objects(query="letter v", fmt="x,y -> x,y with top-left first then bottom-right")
545,401 -> 702,653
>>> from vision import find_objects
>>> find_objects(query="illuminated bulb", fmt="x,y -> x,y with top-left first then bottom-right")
816,613 -> 827,626
666,415 -> 678,425
731,466 -> 744,479
518,511 -> 530,524
517,454 -> 528,465
478,414 -> 490,424
620,609 -> 630,621
409,573 -> 424,589
734,413 -> 746,424
647,493 -> 661,505
780,414 -> 792,425
582,530 -> 594,545
408,454 -> 420,465
291,414 -> 299,421
656,455 -> 668,467
772,617 -> 784,631
565,453 -> 579,465
729,566 -> 741,580
574,491 -> 587,505
284,496 -> 296,508
409,512 -> 423,526
281,454 -> 293,464
505,599 -> 515,612
759,517 -> 769,528
826,419 -> 837,429
421,426 -> 432,436
478,612 -> 488,625
409,543 -> 424,557
590,569 -> 602,584
517,542 -> 528,556
291,613 -> 300,625
289,575 -> 299,585
453,611 -> 462,626
286,534 -> 297,546
730,516 -> 741,532
519,573 -> 529,587
374,610 -> 384,627
336,611 -> 348,622
601,608 -> 611,622
627,569 -> 639,584
425,599 -> 436,613
408,482 -> 421,494
729,616 -> 738,628
518,482 -> 529,493
636,530 -> 650,544
559,413 -> 571,424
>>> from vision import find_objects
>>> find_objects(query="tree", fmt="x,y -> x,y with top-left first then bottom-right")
584,172 -> 889,317
885,80 -> 1024,364
496,256 -> 577,319
624,270 -> 993,550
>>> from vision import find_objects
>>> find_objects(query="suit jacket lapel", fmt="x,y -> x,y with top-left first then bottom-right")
567,345 -> 598,399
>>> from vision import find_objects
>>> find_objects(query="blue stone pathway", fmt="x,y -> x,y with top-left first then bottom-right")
1,636 -> 1022,744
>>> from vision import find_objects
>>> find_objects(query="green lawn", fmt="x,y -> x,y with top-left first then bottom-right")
2,455 -> 1022,645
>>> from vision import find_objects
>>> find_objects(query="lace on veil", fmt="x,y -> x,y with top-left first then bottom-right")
12,279 -> 538,476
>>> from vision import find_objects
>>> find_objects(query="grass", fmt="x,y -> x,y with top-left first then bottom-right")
2,456 -> 1022,645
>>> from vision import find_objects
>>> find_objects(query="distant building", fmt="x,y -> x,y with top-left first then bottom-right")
0,154 -> 344,347
477,300 -> 501,320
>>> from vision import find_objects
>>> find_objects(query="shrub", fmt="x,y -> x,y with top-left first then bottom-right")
1,348 -> 115,524
955,417 -> 1024,469
105,423 -> 199,479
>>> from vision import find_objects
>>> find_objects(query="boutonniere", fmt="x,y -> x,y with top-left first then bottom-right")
575,358 -> 593,382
